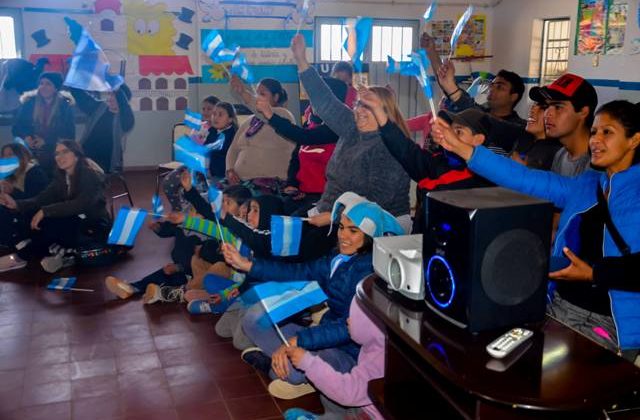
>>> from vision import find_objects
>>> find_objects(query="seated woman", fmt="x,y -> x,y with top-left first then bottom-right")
254,77 -> 346,216
0,143 -> 49,248
221,192 -> 404,400
0,140 -> 110,273
432,100 -> 640,357
290,34 -> 411,231
12,72 -> 76,175
226,76 -> 296,187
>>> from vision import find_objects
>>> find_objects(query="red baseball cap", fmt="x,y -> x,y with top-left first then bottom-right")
529,73 -> 598,113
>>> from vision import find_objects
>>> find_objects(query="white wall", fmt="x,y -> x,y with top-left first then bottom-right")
492,0 -> 640,117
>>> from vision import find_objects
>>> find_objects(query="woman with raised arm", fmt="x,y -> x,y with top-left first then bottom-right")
290,34 -> 411,231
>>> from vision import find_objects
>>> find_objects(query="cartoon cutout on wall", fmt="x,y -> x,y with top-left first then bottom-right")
198,0 -> 225,23
123,0 -> 176,55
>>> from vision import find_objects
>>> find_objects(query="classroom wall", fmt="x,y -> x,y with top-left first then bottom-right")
492,0 -> 640,116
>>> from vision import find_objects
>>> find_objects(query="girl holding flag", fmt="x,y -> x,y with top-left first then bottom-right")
221,192 -> 404,400
0,140 -> 110,273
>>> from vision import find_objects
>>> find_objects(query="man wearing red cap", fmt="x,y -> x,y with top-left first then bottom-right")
529,73 -> 598,177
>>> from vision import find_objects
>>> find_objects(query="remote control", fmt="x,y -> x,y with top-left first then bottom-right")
486,328 -> 533,359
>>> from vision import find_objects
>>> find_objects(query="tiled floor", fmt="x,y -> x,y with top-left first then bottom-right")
0,171 -> 323,420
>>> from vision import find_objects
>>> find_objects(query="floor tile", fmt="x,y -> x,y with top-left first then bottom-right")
24,362 -> 71,385
118,368 -> 168,392
169,381 -> 222,406
0,369 -> 25,392
22,380 -> 71,406
70,342 -> 115,362
164,363 -> 212,387
71,375 -> 118,400
119,384 -> 174,415
117,352 -> 162,373
71,395 -> 123,420
157,346 -> 203,368
217,375 -> 269,400
21,401 -> 71,420
70,358 -> 117,380
175,400 -> 230,420
28,346 -> 70,366
224,394 -> 281,420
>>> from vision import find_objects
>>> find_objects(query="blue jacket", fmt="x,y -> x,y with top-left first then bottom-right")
468,146 -> 640,348
249,252 -> 374,359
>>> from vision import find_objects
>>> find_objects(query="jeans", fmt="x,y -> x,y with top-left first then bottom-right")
242,303 -> 356,385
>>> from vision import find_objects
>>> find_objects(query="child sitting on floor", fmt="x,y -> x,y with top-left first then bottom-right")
283,298 -> 385,420
220,192 -> 403,400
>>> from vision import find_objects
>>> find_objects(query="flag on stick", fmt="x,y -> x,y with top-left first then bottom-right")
47,277 -> 94,292
107,207 -> 148,246
0,157 -> 19,180
271,216 -> 303,257
449,5 -> 474,60
344,17 -> 373,73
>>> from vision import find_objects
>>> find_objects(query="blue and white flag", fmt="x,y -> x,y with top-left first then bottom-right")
183,108 -> 203,131
207,185 -> 223,216
215,45 -> 240,63
202,30 -> 226,62
63,17 -> 123,92
151,194 -> 164,219
344,17 -> 373,73
466,76 -> 484,98
243,281 -> 327,325
174,135 -> 210,174
423,1 -> 437,22
450,5 -> 474,55
0,156 -> 20,180
387,55 -> 420,76
271,216 -> 303,257
230,52 -> 254,83
411,49 -> 434,99
107,207 -> 148,246
47,277 -> 77,291
13,137 -> 29,149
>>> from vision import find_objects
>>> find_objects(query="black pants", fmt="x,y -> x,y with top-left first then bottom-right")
130,268 -> 188,294
17,216 -> 109,259
0,206 -> 31,248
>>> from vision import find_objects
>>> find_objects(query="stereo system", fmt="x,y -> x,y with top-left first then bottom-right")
423,187 -> 553,332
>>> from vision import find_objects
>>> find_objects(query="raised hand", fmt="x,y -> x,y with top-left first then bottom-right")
291,34 -> 309,71
255,95 -> 274,119
221,242 -> 252,272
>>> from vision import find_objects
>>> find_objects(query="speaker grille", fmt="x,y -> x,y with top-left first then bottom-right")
480,229 -> 546,306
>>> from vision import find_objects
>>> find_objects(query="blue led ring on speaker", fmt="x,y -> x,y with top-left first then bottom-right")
426,255 -> 456,308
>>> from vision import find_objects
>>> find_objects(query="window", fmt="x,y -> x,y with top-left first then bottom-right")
315,18 -> 417,63
0,8 -> 22,59
539,18 -> 570,85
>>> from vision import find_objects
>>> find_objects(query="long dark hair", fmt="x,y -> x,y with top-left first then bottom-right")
55,140 -> 95,196
595,100 -> 640,165
259,78 -> 288,106
215,102 -> 238,131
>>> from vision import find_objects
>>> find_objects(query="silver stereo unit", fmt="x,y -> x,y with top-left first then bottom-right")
372,234 -> 424,301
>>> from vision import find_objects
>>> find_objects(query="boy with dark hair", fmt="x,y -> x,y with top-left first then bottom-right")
331,61 -> 357,108
529,73 -> 598,177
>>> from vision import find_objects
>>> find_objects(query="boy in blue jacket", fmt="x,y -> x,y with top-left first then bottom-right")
221,192 -> 404,399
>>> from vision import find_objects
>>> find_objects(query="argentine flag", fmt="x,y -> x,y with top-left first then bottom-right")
0,156 -> 20,180
271,216 -> 303,257
423,1 -> 437,22
343,17 -> 373,73
47,277 -> 77,291
183,108 -> 203,131
174,136 -> 209,174
230,53 -> 254,83
107,207 -> 148,246
63,17 -> 123,92
151,194 -> 164,220
207,186 -> 223,216
243,281 -> 328,325
202,30 -> 225,61
450,5 -> 474,55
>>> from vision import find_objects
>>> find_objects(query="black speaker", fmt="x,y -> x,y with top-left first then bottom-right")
423,187 -> 553,332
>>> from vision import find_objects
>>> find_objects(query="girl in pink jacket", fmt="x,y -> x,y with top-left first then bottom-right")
284,297 -> 385,420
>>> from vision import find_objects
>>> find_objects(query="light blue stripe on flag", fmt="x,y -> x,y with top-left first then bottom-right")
202,29 -> 225,60
14,137 -> 29,149
271,216 -> 303,256
0,157 -> 20,179
174,136 -> 209,174
423,1 -> 437,22
207,186 -> 223,216
151,194 -> 164,219
261,281 -> 327,324
184,108 -> 202,130
107,207 -> 147,246
47,277 -> 77,291
450,5 -> 474,53
203,29 -> 313,49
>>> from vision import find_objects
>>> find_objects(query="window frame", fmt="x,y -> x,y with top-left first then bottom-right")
0,7 -> 23,59
314,17 -> 419,64
539,17 -> 571,86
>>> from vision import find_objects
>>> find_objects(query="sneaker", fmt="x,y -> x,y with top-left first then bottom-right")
187,299 -> 213,314
143,284 -> 162,304
241,347 -> 272,375
41,251 -> 75,274
143,284 -> 185,304
105,276 -> 135,299
268,379 -> 315,400
0,253 -> 27,273
283,408 -> 317,420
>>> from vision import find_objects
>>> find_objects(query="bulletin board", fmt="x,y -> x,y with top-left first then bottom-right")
430,15 -> 486,58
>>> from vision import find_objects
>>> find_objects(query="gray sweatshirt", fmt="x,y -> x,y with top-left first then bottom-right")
299,66 -> 410,216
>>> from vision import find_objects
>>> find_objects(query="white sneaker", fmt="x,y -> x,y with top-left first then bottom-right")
0,254 -> 27,273
40,251 -> 75,274
267,379 -> 315,400
105,276 -> 135,299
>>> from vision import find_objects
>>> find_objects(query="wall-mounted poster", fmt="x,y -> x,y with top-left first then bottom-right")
605,1 -> 628,54
430,15 -> 486,58
576,0 -> 607,54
